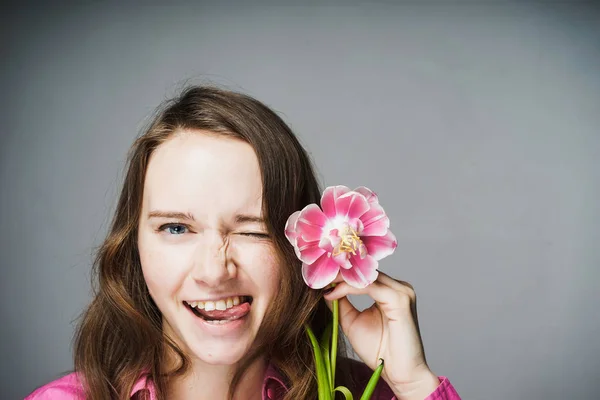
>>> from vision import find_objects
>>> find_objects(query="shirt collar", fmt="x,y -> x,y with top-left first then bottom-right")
130,371 -> 153,398
129,363 -> 289,400
262,362 -> 288,400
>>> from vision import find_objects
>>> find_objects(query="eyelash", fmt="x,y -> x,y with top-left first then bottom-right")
158,223 -> 191,235
157,224 -> 269,238
240,232 -> 270,239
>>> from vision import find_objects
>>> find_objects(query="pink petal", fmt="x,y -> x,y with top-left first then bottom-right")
302,254 -> 340,289
302,203 -> 328,226
321,186 -> 350,219
318,236 -> 333,253
340,255 -> 379,289
284,210 -> 301,244
362,230 -> 397,261
296,236 -> 326,264
354,186 -> 379,204
296,204 -> 327,242
348,218 -> 364,233
318,231 -> 338,253
335,192 -> 369,219
332,252 -> 352,269
359,204 -> 390,236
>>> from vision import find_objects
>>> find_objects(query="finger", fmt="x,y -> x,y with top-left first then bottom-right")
378,275 -> 422,343
325,280 -> 416,323
324,281 -> 404,312
412,297 -> 422,340
323,280 -> 369,300
377,275 -> 420,329
376,271 -> 416,299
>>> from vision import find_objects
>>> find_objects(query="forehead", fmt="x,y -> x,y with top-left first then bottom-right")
142,130 -> 263,218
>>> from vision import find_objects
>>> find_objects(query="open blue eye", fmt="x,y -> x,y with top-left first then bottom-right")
159,224 -> 189,235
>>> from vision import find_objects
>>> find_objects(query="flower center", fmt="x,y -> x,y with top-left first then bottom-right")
332,225 -> 364,257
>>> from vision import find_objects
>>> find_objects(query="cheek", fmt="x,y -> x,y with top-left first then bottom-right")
232,241 -> 281,296
138,233 -> 191,297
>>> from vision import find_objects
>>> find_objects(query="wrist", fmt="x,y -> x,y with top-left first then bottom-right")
391,371 -> 440,400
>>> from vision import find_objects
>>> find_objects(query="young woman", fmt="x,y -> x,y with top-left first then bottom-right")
26,86 -> 460,400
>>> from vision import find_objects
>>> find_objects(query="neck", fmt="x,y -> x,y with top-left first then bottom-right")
164,353 -> 267,400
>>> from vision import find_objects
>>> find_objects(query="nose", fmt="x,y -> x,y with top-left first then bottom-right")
190,232 -> 235,287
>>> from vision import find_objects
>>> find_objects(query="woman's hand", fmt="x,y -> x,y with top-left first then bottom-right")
324,271 -> 440,400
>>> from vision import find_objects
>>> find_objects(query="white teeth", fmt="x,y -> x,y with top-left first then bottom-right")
206,319 -> 229,325
215,300 -> 227,310
187,296 -> 245,311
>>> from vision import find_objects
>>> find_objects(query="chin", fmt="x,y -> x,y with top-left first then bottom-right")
189,341 -> 250,365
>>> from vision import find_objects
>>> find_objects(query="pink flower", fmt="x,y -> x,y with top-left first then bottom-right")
285,186 -> 397,289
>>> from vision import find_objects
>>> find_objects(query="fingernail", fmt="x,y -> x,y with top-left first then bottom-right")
323,287 -> 335,295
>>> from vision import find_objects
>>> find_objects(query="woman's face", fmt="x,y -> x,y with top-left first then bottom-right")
137,130 -> 281,365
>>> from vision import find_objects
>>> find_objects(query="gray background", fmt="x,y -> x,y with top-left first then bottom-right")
1,1 -> 599,399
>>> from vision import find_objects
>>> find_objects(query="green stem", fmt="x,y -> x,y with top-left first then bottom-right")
359,359 -> 385,400
305,324 -> 331,399
331,296 -> 339,395
320,323 -> 333,390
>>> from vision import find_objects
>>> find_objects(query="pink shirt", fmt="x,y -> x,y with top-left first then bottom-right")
26,361 -> 460,400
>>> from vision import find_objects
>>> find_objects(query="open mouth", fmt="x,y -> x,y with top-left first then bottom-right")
184,296 -> 253,323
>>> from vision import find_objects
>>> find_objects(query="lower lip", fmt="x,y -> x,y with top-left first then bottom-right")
185,303 -> 249,335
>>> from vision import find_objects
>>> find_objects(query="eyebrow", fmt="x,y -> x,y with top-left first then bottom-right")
234,214 -> 265,225
147,211 -> 264,225
147,211 -> 196,221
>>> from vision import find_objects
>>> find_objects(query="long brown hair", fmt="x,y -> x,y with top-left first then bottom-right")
73,86 -> 347,399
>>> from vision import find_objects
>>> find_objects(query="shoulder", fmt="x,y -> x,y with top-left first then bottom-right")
338,357 -> 395,398
25,372 -> 85,400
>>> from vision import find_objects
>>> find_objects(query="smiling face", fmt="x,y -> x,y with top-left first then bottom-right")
137,130 -> 281,365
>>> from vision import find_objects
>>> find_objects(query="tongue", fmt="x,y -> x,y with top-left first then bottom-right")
198,302 -> 251,320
